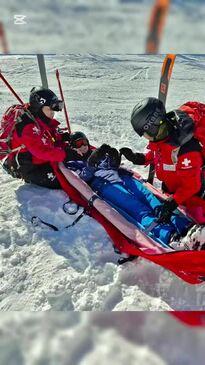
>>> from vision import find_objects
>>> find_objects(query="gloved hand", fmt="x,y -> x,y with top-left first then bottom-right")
87,144 -> 110,167
98,144 -> 112,155
108,147 -> 121,168
87,144 -> 121,168
61,132 -> 70,142
155,197 -> 178,224
120,147 -> 145,165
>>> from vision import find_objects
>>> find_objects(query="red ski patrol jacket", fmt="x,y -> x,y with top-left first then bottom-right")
144,103 -> 205,206
10,114 -> 67,165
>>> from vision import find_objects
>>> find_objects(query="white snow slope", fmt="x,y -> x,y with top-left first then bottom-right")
1,0 -> 205,53
0,54 -> 205,311
0,312 -> 205,365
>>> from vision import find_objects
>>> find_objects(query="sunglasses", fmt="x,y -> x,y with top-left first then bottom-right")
74,139 -> 88,148
50,100 -> 64,112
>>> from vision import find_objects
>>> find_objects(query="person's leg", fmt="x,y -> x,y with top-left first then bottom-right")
99,182 -> 174,244
122,175 -> 161,211
170,214 -> 192,236
22,163 -> 61,189
122,175 -> 191,236
3,156 -> 61,189
100,182 -> 154,221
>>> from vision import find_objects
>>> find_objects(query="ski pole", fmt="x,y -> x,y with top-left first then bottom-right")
0,70 -> 24,104
0,21 -> 9,54
56,69 -> 71,134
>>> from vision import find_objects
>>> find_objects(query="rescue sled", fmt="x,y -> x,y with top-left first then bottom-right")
51,162 -> 205,285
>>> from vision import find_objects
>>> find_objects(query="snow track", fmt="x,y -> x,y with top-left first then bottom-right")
1,0 -> 205,53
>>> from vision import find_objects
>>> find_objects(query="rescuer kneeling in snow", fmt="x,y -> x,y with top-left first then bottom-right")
120,97 -> 205,249
3,87 -> 70,188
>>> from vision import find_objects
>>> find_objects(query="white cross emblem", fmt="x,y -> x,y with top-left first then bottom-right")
47,173 -> 56,181
182,158 -> 191,167
32,126 -> 40,135
41,137 -> 48,145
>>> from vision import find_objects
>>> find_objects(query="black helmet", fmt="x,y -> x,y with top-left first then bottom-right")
131,97 -> 167,137
69,131 -> 89,148
29,87 -> 64,114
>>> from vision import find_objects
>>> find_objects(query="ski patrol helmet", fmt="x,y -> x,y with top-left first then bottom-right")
131,97 -> 167,138
29,87 -> 64,114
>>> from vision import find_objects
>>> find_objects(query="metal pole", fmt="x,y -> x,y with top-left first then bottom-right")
37,54 -> 49,88
56,69 -> 71,134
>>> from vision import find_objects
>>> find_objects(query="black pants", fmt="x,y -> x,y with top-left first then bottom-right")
3,158 -> 61,189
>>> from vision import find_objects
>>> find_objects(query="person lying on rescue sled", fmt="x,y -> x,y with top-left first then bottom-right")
2,87 -> 72,189
120,97 -> 205,250
65,131 -> 191,246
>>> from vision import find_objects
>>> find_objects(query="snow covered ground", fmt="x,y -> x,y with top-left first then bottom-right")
1,312 -> 205,365
1,54 -> 205,311
1,0 -> 205,53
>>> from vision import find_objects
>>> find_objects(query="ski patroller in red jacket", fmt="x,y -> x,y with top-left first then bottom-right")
144,102 -> 205,209
10,113 -> 67,165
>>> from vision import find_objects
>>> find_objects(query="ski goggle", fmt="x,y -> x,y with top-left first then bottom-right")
143,119 -> 165,138
50,100 -> 64,112
73,138 -> 88,148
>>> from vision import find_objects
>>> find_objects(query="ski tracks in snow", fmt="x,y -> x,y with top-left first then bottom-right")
130,66 -> 150,81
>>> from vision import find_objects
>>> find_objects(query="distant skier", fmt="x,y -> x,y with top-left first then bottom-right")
2,87 -> 70,188
65,131 -> 191,246
120,97 -> 205,225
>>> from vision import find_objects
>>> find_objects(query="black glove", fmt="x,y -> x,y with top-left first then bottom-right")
61,132 -> 70,142
155,197 -> 178,224
87,144 -> 110,167
88,144 -> 121,168
120,147 -> 145,165
107,147 -> 121,168
99,144 -> 111,155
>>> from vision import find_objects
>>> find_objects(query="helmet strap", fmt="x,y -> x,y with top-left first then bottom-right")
153,122 -> 169,142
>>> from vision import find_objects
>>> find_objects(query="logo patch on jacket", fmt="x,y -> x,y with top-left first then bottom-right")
32,126 -> 40,135
41,137 -> 48,145
163,164 -> 176,171
181,158 -> 192,169
47,172 -> 56,181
